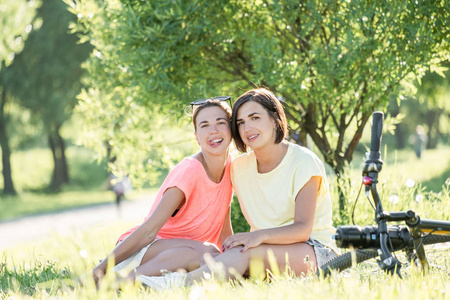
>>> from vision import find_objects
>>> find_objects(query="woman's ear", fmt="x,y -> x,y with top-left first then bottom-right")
195,132 -> 200,146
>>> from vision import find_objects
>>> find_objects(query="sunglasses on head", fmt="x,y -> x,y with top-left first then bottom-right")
190,96 -> 232,108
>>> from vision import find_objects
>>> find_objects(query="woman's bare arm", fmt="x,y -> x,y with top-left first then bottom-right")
223,176 -> 320,252
93,187 -> 185,281
218,206 -> 233,249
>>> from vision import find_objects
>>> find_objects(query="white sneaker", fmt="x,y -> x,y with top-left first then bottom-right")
136,272 -> 186,290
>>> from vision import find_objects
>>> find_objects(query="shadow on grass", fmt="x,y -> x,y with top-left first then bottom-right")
421,165 -> 450,192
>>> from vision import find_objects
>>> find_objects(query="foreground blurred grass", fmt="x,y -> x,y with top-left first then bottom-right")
1,220 -> 449,299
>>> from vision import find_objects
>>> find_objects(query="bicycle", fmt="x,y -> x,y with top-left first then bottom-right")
318,111 -> 450,278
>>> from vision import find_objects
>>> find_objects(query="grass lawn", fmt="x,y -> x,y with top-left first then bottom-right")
0,147 -> 449,298
0,145 -> 159,221
0,188 -> 157,221
0,191 -> 114,221
0,221 -> 449,299
346,144 -> 450,192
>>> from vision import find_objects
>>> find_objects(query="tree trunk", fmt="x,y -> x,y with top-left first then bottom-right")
394,123 -> 406,149
48,126 -> 69,191
426,109 -> 441,149
334,164 -> 350,224
299,130 -> 308,148
390,98 -> 406,149
0,87 -> 16,196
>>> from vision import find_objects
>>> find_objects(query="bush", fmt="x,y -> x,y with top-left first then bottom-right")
231,195 -> 250,233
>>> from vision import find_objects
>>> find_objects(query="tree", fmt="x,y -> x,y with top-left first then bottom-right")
415,64 -> 450,149
6,0 -> 91,191
70,0 -> 450,216
0,0 -> 40,195
389,63 -> 450,151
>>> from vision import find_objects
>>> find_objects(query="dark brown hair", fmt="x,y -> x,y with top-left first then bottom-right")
192,100 -> 232,131
231,88 -> 288,152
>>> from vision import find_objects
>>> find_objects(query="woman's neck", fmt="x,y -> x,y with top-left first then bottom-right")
195,151 -> 228,183
254,141 -> 289,174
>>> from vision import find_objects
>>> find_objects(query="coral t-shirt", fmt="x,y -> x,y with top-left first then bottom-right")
117,155 -> 233,248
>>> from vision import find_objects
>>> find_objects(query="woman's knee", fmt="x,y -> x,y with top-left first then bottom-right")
248,243 -> 316,275
201,242 -> 221,254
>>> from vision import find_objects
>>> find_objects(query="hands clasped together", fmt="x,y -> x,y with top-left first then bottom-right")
222,231 -> 264,253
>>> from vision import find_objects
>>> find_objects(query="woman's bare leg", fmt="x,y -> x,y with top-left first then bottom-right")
128,239 -> 220,279
184,242 -> 315,284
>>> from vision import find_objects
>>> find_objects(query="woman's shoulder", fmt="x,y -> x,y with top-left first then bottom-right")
232,151 -> 254,167
288,142 -> 320,159
170,156 -> 202,174
161,157 -> 204,190
287,143 -> 326,167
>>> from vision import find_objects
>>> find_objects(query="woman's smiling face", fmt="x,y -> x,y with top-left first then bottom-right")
195,106 -> 231,155
236,100 -> 277,151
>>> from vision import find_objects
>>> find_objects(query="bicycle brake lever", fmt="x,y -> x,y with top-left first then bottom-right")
376,256 -> 402,278
365,186 -> 370,198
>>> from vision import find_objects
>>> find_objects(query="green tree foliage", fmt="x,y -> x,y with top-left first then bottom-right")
70,0 -> 450,214
65,0 -> 201,187
414,65 -> 450,148
0,0 -> 40,195
390,64 -> 450,150
5,0 -> 91,191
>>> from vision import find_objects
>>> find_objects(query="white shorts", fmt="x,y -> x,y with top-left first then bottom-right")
112,238 -> 160,274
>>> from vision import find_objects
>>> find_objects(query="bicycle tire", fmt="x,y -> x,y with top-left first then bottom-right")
422,234 -> 450,245
317,249 -> 378,277
317,234 -> 450,277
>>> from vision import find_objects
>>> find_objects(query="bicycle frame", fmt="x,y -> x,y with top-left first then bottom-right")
319,112 -> 450,278
410,217 -> 450,274
361,112 -> 402,275
359,112 -> 450,276
414,219 -> 450,235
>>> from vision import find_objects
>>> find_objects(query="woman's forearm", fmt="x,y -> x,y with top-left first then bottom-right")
110,187 -> 186,265
223,222 -> 312,252
111,225 -> 157,264
93,225 -> 156,281
219,207 -> 233,248
256,222 -> 311,245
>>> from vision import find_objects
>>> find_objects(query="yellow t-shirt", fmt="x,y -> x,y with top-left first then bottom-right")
231,142 -> 337,252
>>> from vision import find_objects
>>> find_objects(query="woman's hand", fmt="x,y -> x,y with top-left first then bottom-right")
92,262 -> 106,287
222,231 -> 264,253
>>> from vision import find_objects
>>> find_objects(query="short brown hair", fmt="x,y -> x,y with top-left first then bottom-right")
192,100 -> 232,131
231,88 -> 288,153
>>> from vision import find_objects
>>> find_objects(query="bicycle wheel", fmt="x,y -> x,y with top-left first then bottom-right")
422,234 -> 450,245
317,249 -> 378,277
317,234 -> 450,277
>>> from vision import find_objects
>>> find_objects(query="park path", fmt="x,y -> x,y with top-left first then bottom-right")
0,194 -> 155,251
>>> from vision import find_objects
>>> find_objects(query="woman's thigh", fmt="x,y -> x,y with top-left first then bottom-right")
245,242 -> 316,276
139,239 -> 220,271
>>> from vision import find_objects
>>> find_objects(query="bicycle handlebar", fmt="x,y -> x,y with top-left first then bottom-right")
328,111 -> 443,278
366,111 -> 401,275
369,111 -> 384,161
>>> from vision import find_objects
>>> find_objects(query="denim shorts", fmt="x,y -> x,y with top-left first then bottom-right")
305,238 -> 338,268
